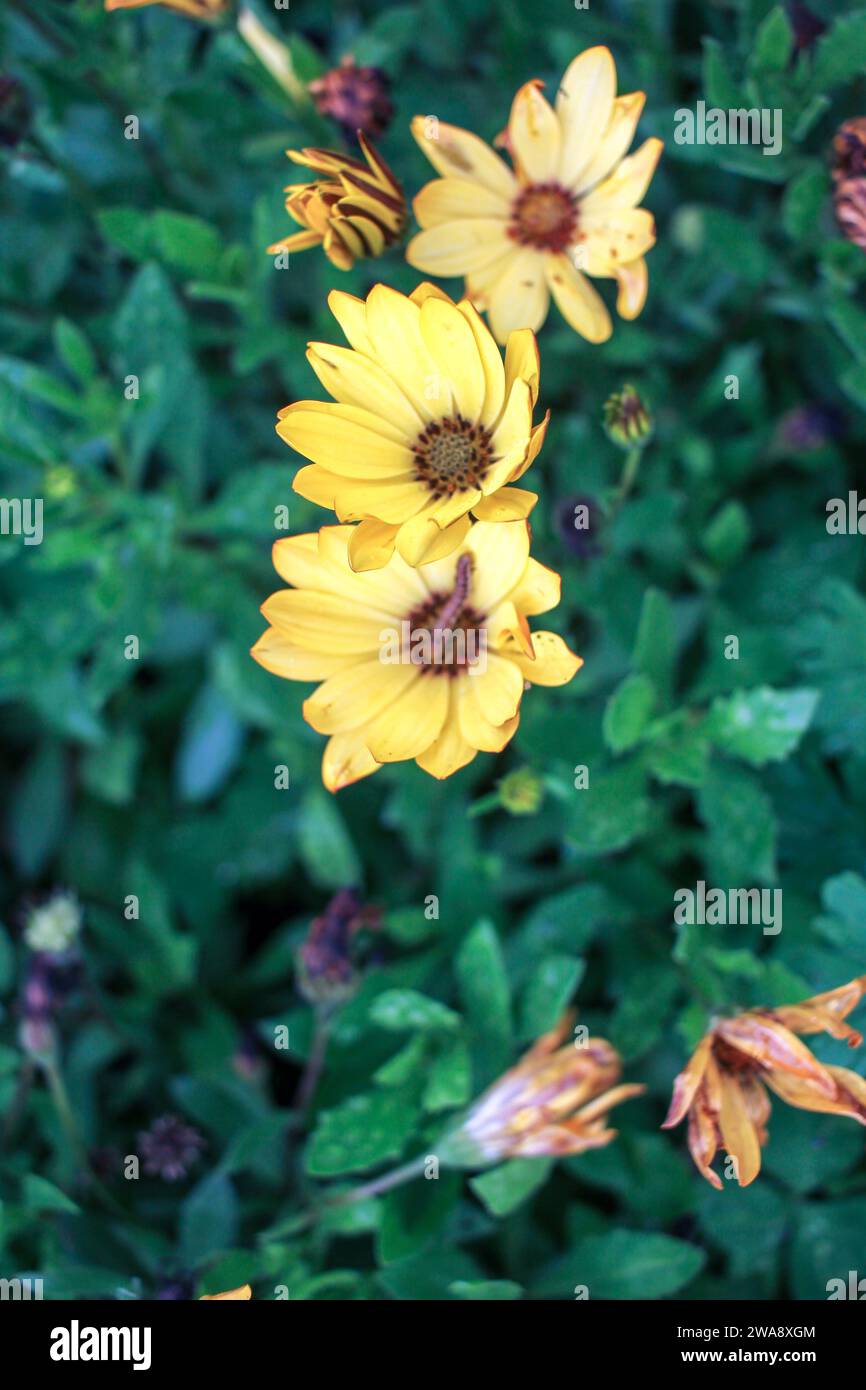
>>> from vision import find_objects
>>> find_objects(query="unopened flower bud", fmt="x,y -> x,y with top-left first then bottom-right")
498,767 -> 544,816
603,384 -> 653,449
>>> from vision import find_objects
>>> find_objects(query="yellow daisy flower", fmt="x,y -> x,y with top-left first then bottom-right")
199,1284 -> 252,1300
406,46 -> 662,344
278,282 -> 549,572
266,134 -> 406,272
251,520 -> 581,792
105,0 -> 226,16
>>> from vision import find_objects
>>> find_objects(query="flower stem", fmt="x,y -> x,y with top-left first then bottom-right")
259,1153 -> 429,1243
295,1005 -> 334,1115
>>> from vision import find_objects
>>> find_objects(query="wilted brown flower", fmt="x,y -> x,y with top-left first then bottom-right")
439,1015 -> 643,1166
663,976 -> 866,1189
832,118 -> 866,251
297,887 -> 379,1005
267,134 -> 406,271
105,0 -> 227,16
309,56 -> 393,141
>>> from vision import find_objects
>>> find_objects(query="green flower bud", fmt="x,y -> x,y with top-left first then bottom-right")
603,384 -> 653,449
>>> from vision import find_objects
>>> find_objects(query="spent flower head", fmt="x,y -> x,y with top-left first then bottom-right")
24,891 -> 82,954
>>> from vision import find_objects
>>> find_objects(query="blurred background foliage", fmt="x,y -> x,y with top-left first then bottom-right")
1,0 -> 866,1300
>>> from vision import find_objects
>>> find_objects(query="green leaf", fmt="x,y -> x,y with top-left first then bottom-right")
174,684 -> 244,803
790,1199 -> 866,1297
298,788 -> 360,889
179,1172 -> 239,1264
705,687 -> 818,765
748,6 -> 794,75
377,1171 -> 461,1264
698,760 -> 777,884
423,1037 -> 472,1113
535,1228 -> 705,1299
306,1091 -> 419,1177
701,501 -> 751,567
603,673 -> 656,753
518,954 -> 584,1040
782,166 -> 827,241
633,588 -> 676,708
450,1279 -> 522,1300
22,1175 -> 80,1215
470,1158 -> 553,1217
807,9 -> 866,96
53,318 -> 97,384
455,920 -> 512,1083
7,739 -> 69,879
370,989 -> 460,1034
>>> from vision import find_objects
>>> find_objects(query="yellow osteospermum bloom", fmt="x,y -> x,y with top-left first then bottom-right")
267,134 -> 406,272
105,0 -> 226,16
251,521 -> 581,792
279,282 -> 549,572
199,1284 -> 252,1300
406,46 -> 662,344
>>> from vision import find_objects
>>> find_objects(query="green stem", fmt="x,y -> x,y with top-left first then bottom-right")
260,1153 -> 429,1243
618,446 -> 643,503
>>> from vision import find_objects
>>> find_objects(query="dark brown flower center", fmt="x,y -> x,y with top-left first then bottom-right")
412,416 -> 492,499
509,182 -> 578,252
403,553 -> 485,677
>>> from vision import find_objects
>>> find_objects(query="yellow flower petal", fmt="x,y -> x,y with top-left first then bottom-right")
199,1284 -> 252,1301
303,659 -> 418,734
409,282 -> 455,307
488,377 -> 533,474
364,284 -> 450,418
250,627 -> 354,683
457,300 -> 506,424
470,652 -> 525,725
314,526 -> 426,613
415,689 -> 478,778
414,177 -> 512,223
465,519 -> 531,613
410,116 -> 517,199
574,91 -> 647,195
614,257 -> 648,320
504,328 -> 540,407
348,518 -> 399,572
503,630 -> 583,686
396,511 -> 472,567
261,590 -> 387,653
419,296 -> 486,422
407,220 -> 515,278
581,137 -> 663,213
556,46 -> 617,191
266,229 -> 323,255
331,476 -> 432,526
507,80 -> 562,183
364,675 -> 450,762
327,289 -> 376,356
277,402 -> 413,477
579,207 -> 657,275
545,255 -> 612,342
457,678 -> 520,752
322,731 -> 381,792
472,486 -> 537,521
305,344 -> 424,440
507,557 -> 561,615
486,249 -> 550,342
292,463 -> 339,511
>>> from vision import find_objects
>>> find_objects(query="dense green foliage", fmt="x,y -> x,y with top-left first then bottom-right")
1,0 -> 866,1301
